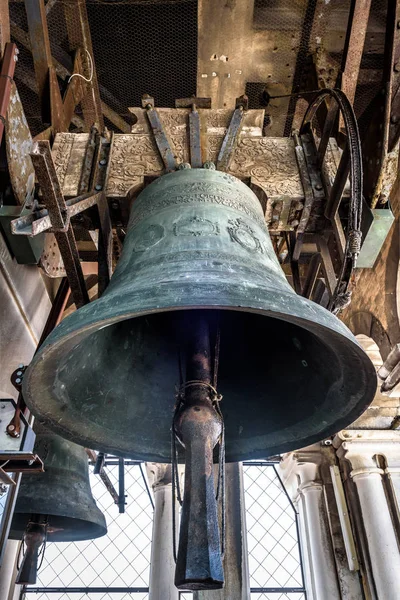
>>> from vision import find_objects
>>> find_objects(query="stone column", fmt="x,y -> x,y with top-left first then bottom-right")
336,430 -> 400,600
146,463 -> 179,600
0,540 -> 21,600
280,447 -> 342,600
194,462 -> 251,600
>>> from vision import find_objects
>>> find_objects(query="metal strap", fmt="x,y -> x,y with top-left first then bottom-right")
189,108 -> 202,168
145,107 -> 177,172
217,106 -> 244,171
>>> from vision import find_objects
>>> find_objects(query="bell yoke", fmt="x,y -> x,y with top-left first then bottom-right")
22,167 -> 376,589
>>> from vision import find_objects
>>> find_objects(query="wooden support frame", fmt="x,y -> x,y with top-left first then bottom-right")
62,0 -> 104,131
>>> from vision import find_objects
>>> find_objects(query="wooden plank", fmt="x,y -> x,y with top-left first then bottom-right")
24,0 -> 53,119
197,0 -> 253,108
0,0 -> 10,58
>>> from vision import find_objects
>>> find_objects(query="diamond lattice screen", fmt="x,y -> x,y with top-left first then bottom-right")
243,465 -> 303,592
27,464 -> 152,591
22,463 -> 304,599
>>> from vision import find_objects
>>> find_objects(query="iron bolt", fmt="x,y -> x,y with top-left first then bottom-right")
15,378 -> 21,384
13,54 -> 18,62
178,163 -> 191,170
16,371 -> 22,376
18,364 -> 24,369
15,48 -> 19,55
291,220 -> 299,227
315,183 -> 323,191
99,159 -> 107,166
203,161 -> 216,170
95,184 -> 102,191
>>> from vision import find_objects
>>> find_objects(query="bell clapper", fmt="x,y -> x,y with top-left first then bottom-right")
16,515 -> 48,585
173,312 -> 225,590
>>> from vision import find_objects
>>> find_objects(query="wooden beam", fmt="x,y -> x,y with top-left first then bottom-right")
63,0 -> 104,131
339,0 -> 372,107
0,0 -> 10,58
10,20 -> 130,133
197,0 -> 254,108
24,0 -> 53,120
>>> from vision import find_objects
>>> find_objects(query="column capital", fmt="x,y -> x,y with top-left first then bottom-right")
146,463 -> 173,490
334,430 -> 400,474
279,443 -> 335,501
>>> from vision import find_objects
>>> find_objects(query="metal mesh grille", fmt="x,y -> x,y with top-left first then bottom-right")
25,464 -> 153,590
22,463 -> 304,599
243,465 -> 303,593
10,0 -> 198,135
247,0 -> 388,138
247,0 -> 350,136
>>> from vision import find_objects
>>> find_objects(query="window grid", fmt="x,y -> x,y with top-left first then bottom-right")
21,463 -> 305,600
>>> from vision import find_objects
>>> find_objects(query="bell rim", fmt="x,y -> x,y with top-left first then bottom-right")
9,513 -> 107,542
23,290 -> 377,462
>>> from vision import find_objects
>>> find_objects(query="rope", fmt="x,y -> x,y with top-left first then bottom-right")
68,49 -> 94,84
176,380 -> 223,403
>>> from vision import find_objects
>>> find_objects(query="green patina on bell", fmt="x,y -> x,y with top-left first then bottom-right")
9,424 -> 107,584
22,169 -> 376,462
10,423 -> 107,541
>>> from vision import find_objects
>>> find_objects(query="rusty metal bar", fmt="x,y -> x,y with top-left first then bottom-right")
302,253 -> 321,299
0,42 -> 17,144
86,449 -> 120,506
317,99 -> 339,167
88,133 -> 113,295
63,0 -> 104,131
217,106 -> 244,171
287,231 -> 302,295
339,0 -> 372,107
324,145 -> 350,219
143,97 -> 177,171
11,191 -> 102,236
293,132 -> 315,262
316,236 -> 337,298
30,141 -> 89,307
189,107 -> 202,168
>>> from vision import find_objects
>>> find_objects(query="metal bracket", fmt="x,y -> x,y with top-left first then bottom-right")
29,140 -> 89,307
142,94 -> 177,172
189,106 -> 202,168
217,100 -> 246,171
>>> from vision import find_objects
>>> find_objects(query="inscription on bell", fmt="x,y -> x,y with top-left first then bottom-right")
227,218 -> 264,254
173,216 -> 220,237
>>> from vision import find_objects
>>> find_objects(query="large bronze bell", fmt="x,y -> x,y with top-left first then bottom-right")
22,168 -> 376,459
9,424 -> 107,584
21,168 -> 376,589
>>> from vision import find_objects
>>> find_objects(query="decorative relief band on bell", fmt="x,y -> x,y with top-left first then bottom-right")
129,182 -> 266,229
173,216 -> 220,237
227,218 -> 265,254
